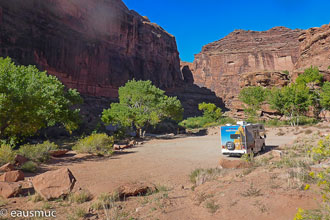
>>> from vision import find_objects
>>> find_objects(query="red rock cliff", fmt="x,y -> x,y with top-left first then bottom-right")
191,27 -> 303,108
0,0 -> 183,97
295,23 -> 330,80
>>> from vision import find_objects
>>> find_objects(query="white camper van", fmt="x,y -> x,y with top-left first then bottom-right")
220,121 -> 266,156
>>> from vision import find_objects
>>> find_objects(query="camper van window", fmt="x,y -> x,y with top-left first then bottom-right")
230,134 -> 240,139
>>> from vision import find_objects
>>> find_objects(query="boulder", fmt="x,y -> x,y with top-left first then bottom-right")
113,144 -> 129,150
128,140 -> 137,147
218,158 -> 251,169
0,182 -> 22,198
14,155 -> 28,166
0,163 -> 15,172
0,170 -> 24,182
32,168 -> 76,200
49,149 -> 69,157
118,182 -> 156,198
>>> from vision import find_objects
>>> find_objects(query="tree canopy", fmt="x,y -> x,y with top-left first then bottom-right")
320,82 -> 330,110
0,57 -> 82,142
238,86 -> 269,120
101,79 -> 183,137
268,83 -> 312,126
198,102 -> 222,121
296,66 -> 323,86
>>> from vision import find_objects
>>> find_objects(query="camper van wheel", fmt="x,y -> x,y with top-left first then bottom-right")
262,144 -> 266,152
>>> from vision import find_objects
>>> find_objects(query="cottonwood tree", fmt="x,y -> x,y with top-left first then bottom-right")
269,84 -> 312,126
198,102 -> 222,121
0,57 -> 82,143
101,79 -> 183,137
320,82 -> 330,111
238,86 -> 268,120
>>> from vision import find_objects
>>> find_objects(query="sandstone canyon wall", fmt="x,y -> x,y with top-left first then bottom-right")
0,0 -> 225,119
190,27 -> 303,110
295,23 -> 330,81
0,0 -> 183,98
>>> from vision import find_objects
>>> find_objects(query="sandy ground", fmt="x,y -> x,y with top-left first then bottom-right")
4,126 -> 324,220
45,127 -> 297,195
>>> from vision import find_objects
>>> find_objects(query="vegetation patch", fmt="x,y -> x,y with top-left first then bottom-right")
180,102 -> 234,129
0,57 -> 81,144
68,190 -> 93,204
102,79 -> 183,137
241,183 -> 263,197
0,145 -> 15,166
91,192 -> 120,210
20,161 -> 38,173
189,168 -> 222,185
18,141 -> 59,163
73,133 -> 114,156
205,199 -> 220,214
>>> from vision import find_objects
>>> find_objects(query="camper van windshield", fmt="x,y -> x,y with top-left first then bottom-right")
230,134 -> 240,139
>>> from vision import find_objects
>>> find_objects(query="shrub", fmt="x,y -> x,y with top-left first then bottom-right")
29,193 -> 43,203
18,141 -> 59,163
264,119 -> 287,127
189,168 -> 222,185
20,161 -> 38,172
0,145 -> 15,166
69,190 -> 93,204
91,192 -> 120,210
205,200 -> 220,213
179,116 -> 213,129
73,133 -> 114,155
179,115 -> 235,129
311,136 -> 330,162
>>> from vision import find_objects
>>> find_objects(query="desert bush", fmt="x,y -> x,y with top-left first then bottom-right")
294,135 -> 330,219
73,133 -> 114,155
20,161 -> 38,172
29,193 -> 43,203
310,135 -> 330,162
264,119 -> 287,127
69,190 -> 93,204
179,115 -> 235,129
18,141 -> 59,163
205,199 -> 220,213
179,116 -> 213,129
241,183 -> 263,197
0,145 -> 15,166
190,168 -> 222,185
91,192 -> 120,210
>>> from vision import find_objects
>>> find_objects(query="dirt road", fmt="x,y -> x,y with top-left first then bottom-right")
46,127 -> 296,195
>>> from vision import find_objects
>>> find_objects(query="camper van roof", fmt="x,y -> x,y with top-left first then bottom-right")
237,121 -> 247,126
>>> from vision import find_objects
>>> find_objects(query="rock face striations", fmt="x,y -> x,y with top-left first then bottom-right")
191,27 -> 303,108
0,0 -> 183,97
295,23 -> 330,80
0,0 -> 226,118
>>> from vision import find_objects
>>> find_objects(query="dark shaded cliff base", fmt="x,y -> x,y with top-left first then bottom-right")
0,0 -> 183,97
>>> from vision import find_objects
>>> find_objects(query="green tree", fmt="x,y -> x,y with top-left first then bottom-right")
269,83 -> 312,126
296,66 -> 323,87
198,102 -> 222,121
238,86 -> 268,120
320,82 -> 330,110
0,57 -> 82,142
101,80 -> 183,137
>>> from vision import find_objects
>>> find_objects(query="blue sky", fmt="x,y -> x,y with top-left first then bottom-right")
123,0 -> 330,62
